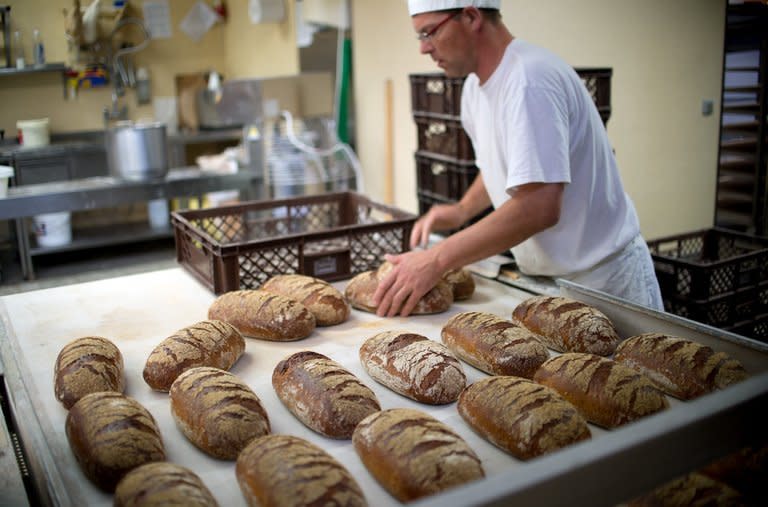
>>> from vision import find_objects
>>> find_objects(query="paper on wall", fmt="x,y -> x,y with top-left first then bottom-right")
142,0 -> 172,39
180,0 -> 220,42
249,0 -> 286,24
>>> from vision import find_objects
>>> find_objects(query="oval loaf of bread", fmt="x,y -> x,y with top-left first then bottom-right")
170,366 -> 270,460
512,295 -> 620,355
626,472 -> 743,507
442,311 -> 549,378
614,332 -> 749,400
114,462 -> 218,507
54,336 -> 125,409
442,267 -> 475,301
236,434 -> 367,507
143,320 -> 245,392
344,270 -> 454,315
359,330 -> 466,404
352,408 -> 484,502
533,353 -> 669,428
65,391 -> 165,492
208,289 -> 316,341
260,274 -> 350,326
458,376 -> 591,460
272,351 -> 380,439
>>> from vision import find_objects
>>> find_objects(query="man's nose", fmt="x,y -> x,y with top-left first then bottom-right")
419,39 -> 433,54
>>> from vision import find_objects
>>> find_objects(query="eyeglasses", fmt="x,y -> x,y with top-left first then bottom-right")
416,11 -> 461,42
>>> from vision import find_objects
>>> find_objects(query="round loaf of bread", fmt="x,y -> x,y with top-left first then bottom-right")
260,274 -> 350,326
114,462 -> 218,507
344,270 -> 454,315
442,267 -> 475,301
359,330 -> 466,404
236,434 -> 367,507
272,351 -> 380,439
512,295 -> 620,356
54,336 -> 125,410
626,472 -> 743,507
458,376 -> 591,460
442,311 -> 549,378
533,353 -> 669,428
65,391 -> 165,492
208,289 -> 316,341
352,408 -> 484,502
614,332 -> 749,400
170,367 -> 270,460
143,320 -> 245,392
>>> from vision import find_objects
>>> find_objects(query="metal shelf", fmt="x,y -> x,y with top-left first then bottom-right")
0,62 -> 65,77
28,222 -> 173,256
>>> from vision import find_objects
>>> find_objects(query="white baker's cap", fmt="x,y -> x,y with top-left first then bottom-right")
408,0 -> 500,16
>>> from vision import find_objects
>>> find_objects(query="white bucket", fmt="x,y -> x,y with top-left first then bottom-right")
147,199 -> 170,230
17,118 -> 50,148
33,212 -> 72,247
0,165 -> 13,198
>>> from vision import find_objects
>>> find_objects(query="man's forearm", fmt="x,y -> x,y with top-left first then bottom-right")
457,175 -> 492,222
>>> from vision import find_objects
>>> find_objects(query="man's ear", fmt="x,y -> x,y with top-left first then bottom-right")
463,6 -> 483,32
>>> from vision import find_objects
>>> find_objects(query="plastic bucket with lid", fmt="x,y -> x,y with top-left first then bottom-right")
33,212 -> 72,247
16,118 -> 50,148
0,165 -> 13,198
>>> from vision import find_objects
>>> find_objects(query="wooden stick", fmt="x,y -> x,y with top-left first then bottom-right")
384,78 -> 394,205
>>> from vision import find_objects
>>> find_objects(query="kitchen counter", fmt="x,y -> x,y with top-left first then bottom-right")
0,267 -> 767,506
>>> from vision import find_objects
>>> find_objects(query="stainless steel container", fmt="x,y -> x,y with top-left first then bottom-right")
106,121 -> 169,181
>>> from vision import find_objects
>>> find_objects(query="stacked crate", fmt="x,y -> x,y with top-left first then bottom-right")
409,68 -> 613,235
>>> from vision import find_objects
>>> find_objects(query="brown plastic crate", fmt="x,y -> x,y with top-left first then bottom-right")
575,67 -> 612,125
410,73 -> 465,117
415,151 -> 478,201
171,192 -> 417,294
417,191 -> 492,236
414,113 -> 474,161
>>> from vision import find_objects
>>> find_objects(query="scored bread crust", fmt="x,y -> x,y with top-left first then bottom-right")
512,295 -> 620,356
54,336 -> 125,410
614,332 -> 749,400
260,274 -> 350,326
442,267 -> 475,301
533,352 -> 669,428
143,320 -> 245,392
208,289 -> 316,341
441,311 -> 549,378
114,462 -> 218,507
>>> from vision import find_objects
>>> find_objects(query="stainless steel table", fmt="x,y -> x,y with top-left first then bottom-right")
0,168 -> 265,280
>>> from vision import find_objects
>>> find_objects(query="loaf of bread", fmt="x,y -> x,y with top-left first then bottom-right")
54,336 -> 125,410
170,366 -> 270,460
458,376 -> 591,460
260,274 -> 350,326
272,351 -> 380,439
359,330 -> 466,404
442,267 -> 475,301
533,353 -> 669,428
65,391 -> 165,492
344,267 -> 454,315
208,289 -> 316,341
626,472 -> 743,507
441,311 -> 549,378
352,407 -> 484,502
700,444 -> 768,502
614,332 -> 749,400
143,320 -> 245,392
512,295 -> 620,355
236,434 -> 366,507
114,462 -> 218,507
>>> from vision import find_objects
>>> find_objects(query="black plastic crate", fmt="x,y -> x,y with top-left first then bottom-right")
575,67 -> 612,125
410,73 -> 465,117
728,313 -> 768,342
414,113 -> 474,161
415,151 -> 478,202
662,282 -> 768,329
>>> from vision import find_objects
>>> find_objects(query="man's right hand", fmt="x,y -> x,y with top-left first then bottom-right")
410,202 -> 468,248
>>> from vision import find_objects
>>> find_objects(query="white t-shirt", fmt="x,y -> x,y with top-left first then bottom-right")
461,39 -> 640,277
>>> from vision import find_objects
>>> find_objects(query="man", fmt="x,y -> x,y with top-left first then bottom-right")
373,0 -> 663,317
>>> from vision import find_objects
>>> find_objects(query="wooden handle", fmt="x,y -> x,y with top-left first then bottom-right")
384,79 -> 394,205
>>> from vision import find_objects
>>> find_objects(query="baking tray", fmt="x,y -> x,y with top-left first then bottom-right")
0,270 -> 766,507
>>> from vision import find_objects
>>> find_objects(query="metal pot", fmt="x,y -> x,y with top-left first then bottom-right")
106,121 -> 169,181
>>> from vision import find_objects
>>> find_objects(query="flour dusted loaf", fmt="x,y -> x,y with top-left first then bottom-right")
65,391 -> 165,492
208,289 -> 316,340
512,295 -> 620,355
626,472 -> 743,507
352,407 -> 484,502
170,366 -> 270,460
442,267 -> 475,300
458,376 -> 591,460
260,274 -> 350,326
359,330 -> 466,404
614,332 -> 749,400
272,351 -> 380,439
114,462 -> 218,507
442,311 -> 549,378
54,336 -> 124,410
236,434 -> 367,507
533,353 -> 669,428
143,320 -> 245,392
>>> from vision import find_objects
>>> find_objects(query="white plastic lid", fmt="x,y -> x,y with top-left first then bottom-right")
16,118 -> 50,128
0,165 -> 14,178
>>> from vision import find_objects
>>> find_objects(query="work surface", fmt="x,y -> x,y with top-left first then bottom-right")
1,268 -> 767,506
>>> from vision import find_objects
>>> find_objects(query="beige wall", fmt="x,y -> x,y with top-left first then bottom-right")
0,0 -> 298,134
351,0 -> 726,240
